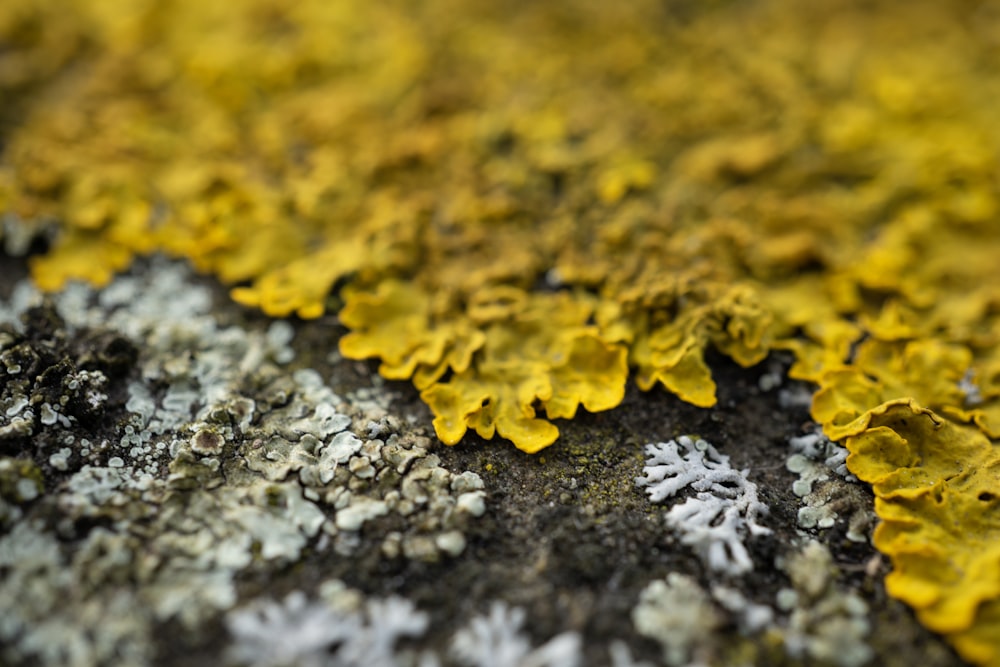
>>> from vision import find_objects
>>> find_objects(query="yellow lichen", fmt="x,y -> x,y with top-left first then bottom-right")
841,400 -> 1000,666
339,280 -> 487,387
615,283 -> 772,407
342,283 -> 627,453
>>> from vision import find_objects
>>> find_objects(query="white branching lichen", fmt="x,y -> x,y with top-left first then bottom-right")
226,589 -> 429,667
226,592 -> 587,667
636,436 -> 771,576
449,601 -> 583,667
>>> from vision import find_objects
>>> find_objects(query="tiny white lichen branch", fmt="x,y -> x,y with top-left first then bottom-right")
636,435 -> 771,576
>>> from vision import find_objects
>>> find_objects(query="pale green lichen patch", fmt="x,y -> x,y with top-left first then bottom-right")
778,542 -> 873,667
0,520 -> 155,666
0,258 -> 489,665
633,572 -> 724,666
630,541 -> 876,667
785,432 -> 875,543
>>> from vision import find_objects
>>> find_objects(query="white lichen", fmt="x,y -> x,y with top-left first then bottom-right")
449,601 -> 582,667
636,436 -> 771,576
778,384 -> 814,410
226,589 -> 428,667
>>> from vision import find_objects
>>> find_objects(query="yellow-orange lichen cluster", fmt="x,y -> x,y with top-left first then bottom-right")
3,0 -> 1000,661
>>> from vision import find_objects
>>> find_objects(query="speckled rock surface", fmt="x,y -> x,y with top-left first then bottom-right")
0,256 -> 966,666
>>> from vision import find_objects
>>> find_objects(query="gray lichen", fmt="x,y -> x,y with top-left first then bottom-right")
777,542 -> 873,667
628,541 -> 875,667
786,432 -> 875,543
0,258 -> 489,666
632,572 -> 723,666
